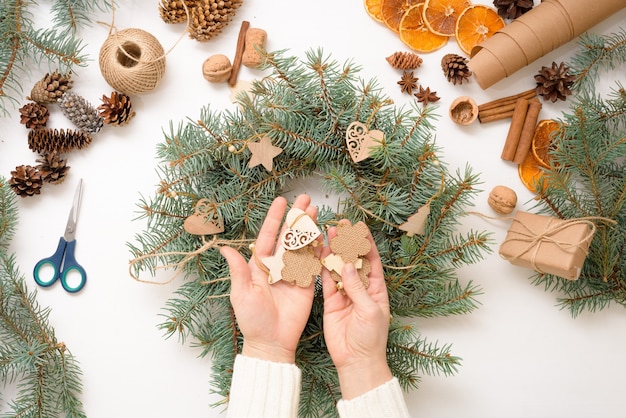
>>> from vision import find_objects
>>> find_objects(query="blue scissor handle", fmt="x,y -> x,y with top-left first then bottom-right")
34,237 -> 87,293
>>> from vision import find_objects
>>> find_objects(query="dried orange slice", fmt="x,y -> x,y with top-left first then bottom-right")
531,119 -> 561,169
423,0 -> 471,37
455,5 -> 505,55
518,151 -> 547,194
381,0 -> 424,33
365,0 -> 385,22
399,4 -> 449,52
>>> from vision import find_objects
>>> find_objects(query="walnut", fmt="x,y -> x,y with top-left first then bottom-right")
449,96 -> 478,125
488,185 -> 517,215
202,54 -> 232,83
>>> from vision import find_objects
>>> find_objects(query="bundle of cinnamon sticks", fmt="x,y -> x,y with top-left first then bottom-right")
477,88 -> 543,164
477,89 -> 536,123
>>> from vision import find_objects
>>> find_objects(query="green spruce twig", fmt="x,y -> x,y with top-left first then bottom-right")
0,177 -> 86,417
0,0 -> 109,116
128,48 -> 493,416
530,29 -> 626,316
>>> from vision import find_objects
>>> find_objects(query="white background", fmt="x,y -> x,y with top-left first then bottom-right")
1,1 -> 626,417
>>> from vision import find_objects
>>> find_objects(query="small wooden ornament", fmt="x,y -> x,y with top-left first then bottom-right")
282,247 -> 322,287
281,208 -> 321,250
321,254 -> 363,275
262,246 -> 287,284
345,121 -> 384,163
248,135 -> 283,171
183,198 -> 225,235
398,203 -> 431,236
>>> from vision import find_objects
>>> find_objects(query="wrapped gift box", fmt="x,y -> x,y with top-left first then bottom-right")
499,211 -> 596,280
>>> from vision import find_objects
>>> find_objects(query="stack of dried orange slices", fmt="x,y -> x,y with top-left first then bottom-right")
365,0 -> 504,55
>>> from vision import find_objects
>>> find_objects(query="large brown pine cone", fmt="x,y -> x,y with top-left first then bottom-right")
493,0 -> 534,19
159,0 -> 197,23
28,128 -> 93,154
188,0 -> 243,42
9,165 -> 43,197
28,71 -> 73,104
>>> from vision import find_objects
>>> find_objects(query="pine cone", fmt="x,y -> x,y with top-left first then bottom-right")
493,0 -> 533,19
188,0 -> 243,42
98,91 -> 136,126
28,128 -> 93,154
19,102 -> 50,128
159,0 -> 196,23
386,52 -> 423,70
59,92 -> 104,134
36,152 -> 70,184
534,61 -> 577,102
441,53 -> 472,85
9,165 -> 43,197
28,70 -> 73,104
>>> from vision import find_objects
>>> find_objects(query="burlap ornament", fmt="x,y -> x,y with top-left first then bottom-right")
282,247 -> 322,288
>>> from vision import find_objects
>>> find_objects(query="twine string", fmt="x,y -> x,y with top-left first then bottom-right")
129,235 -> 254,285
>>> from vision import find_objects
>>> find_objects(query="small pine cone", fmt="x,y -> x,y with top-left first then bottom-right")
386,51 -> 423,70
28,128 -> 93,154
98,91 -> 136,126
9,165 -> 43,197
19,102 -> 50,128
159,0 -> 196,23
28,70 -> 73,104
59,92 -> 104,134
188,0 -> 243,42
493,0 -> 534,19
36,152 -> 70,184
441,53 -> 472,85
534,61 -> 577,102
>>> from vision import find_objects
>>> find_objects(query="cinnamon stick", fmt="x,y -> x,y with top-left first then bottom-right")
501,98 -> 529,161
478,102 -> 517,123
228,20 -> 250,87
513,99 -> 543,164
478,110 -> 515,123
478,89 -> 536,112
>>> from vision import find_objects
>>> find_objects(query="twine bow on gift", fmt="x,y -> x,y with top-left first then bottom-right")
501,215 -> 616,275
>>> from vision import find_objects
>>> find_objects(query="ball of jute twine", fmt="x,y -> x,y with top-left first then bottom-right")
99,28 -> 167,95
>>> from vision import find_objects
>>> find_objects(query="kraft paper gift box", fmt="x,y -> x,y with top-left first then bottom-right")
499,211 -> 596,281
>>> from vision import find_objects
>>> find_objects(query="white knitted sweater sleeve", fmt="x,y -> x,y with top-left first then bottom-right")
336,377 -> 411,418
226,354 -> 301,418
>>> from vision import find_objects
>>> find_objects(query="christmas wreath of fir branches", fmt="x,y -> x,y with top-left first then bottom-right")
128,48 -> 492,416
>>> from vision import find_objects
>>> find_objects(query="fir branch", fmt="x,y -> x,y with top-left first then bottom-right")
530,32 -> 626,316
570,29 -> 626,93
0,177 -> 85,417
0,0 -> 108,115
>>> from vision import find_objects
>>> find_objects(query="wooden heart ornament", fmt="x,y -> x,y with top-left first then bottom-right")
281,207 -> 321,250
345,121 -> 384,163
183,198 -> 225,236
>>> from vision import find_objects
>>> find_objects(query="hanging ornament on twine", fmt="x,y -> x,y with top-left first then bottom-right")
98,1 -> 191,95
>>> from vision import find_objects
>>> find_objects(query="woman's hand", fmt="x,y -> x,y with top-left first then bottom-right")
321,221 -> 393,399
220,194 -> 317,364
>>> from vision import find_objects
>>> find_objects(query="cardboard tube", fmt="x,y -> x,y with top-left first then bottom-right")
468,0 -> 626,89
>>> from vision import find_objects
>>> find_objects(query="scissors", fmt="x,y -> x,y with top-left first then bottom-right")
34,179 -> 87,293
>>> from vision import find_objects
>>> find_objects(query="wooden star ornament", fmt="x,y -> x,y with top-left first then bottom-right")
248,136 -> 283,171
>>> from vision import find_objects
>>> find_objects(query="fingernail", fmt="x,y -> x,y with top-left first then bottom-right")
344,262 -> 355,276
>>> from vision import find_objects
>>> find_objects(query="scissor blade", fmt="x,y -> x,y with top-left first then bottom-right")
64,179 -> 83,241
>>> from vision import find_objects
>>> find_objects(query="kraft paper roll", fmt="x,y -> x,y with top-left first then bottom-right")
468,0 -> 626,89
